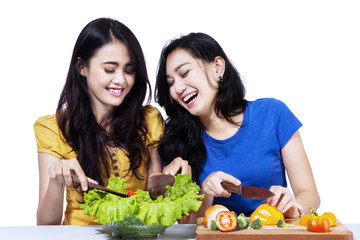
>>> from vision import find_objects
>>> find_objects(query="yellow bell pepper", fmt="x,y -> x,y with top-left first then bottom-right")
250,203 -> 284,225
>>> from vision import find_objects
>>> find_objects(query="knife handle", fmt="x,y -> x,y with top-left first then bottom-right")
221,182 -> 243,195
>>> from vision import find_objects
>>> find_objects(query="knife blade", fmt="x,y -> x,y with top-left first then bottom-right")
147,173 -> 175,200
221,182 -> 274,199
73,177 -> 130,198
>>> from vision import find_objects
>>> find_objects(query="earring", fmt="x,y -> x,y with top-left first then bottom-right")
219,76 -> 224,82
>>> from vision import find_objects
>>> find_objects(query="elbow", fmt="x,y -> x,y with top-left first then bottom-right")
36,209 -> 62,225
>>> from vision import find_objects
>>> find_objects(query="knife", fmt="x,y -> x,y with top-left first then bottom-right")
221,182 -> 274,199
73,177 -> 130,198
147,173 -> 175,200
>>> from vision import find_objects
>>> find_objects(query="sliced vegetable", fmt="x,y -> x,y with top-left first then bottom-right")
322,212 -> 337,227
215,211 -> 237,232
203,205 -> 229,229
277,219 -> 294,228
126,190 -> 138,196
299,214 -> 311,226
307,208 -> 330,233
250,203 -> 284,225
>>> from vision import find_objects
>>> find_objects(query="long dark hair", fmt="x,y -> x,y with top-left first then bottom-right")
155,32 -> 247,183
56,18 -> 151,186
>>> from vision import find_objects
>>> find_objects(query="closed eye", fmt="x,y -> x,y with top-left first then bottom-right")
105,69 -> 115,73
125,68 -> 135,75
167,80 -> 174,87
180,70 -> 190,78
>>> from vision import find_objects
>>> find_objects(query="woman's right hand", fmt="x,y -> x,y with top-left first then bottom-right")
48,158 -> 97,192
201,171 -> 241,198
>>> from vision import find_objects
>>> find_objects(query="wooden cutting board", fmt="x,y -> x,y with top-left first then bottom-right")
195,217 -> 353,240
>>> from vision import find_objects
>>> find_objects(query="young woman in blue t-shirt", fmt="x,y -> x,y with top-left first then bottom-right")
155,32 -> 320,223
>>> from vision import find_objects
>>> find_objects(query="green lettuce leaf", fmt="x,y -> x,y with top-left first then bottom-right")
80,174 -> 203,226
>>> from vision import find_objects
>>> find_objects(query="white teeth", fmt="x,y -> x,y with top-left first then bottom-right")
183,92 -> 198,102
108,88 -> 123,93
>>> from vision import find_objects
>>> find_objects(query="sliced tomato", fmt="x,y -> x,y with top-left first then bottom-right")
126,190 -> 138,196
215,211 -> 237,232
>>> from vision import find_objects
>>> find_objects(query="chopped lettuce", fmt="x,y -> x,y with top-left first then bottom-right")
81,174 -> 203,226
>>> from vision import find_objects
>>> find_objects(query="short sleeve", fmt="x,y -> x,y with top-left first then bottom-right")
273,99 -> 303,149
33,115 -> 74,159
143,106 -> 165,149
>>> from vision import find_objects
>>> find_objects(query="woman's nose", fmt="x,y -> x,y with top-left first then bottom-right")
112,71 -> 125,84
174,79 -> 186,94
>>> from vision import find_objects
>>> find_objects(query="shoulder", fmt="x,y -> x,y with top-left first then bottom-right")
141,105 -> 164,146
33,114 -> 72,158
142,105 -> 164,124
249,98 -> 286,108
247,98 -> 290,114
34,114 -> 59,132
245,98 -> 295,124
33,114 -> 63,141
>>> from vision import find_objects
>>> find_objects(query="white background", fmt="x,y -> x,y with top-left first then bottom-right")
0,0 -> 359,226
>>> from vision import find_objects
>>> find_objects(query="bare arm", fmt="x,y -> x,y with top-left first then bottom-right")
147,147 -> 163,181
178,171 -> 240,224
265,131 -> 320,217
37,153 -> 65,225
37,153 -> 96,225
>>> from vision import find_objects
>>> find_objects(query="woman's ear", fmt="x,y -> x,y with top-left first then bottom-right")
214,56 -> 225,77
76,57 -> 88,77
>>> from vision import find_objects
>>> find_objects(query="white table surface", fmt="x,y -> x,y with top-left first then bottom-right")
0,223 -> 358,240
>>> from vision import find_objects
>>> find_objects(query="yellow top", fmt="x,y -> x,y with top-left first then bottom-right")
34,105 -> 164,225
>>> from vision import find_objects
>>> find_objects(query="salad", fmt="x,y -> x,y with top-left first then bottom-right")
80,174 -> 204,226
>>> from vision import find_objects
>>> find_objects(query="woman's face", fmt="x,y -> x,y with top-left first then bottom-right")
79,40 -> 135,118
166,48 -> 219,118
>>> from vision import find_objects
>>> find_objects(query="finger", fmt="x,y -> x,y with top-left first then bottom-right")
62,167 -> 73,187
276,190 -> 294,212
68,159 -> 88,191
282,201 -> 298,218
163,157 -> 178,175
53,165 -> 65,184
166,157 -> 183,176
204,187 -> 218,197
217,172 -> 241,186
209,174 -> 232,198
72,169 -> 88,191
48,165 -> 58,182
203,182 -> 231,198
87,177 -> 99,185
180,160 -> 190,175
268,186 -> 283,206
288,206 -> 299,218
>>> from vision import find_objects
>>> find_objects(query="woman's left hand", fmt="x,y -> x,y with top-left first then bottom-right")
163,157 -> 192,177
265,185 -> 299,218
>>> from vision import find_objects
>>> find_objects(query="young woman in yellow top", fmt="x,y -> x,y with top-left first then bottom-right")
34,18 -> 190,225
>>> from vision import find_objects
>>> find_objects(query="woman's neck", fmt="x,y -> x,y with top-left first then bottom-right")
92,104 -> 113,125
200,111 -> 243,140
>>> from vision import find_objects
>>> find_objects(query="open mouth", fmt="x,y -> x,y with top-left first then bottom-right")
183,91 -> 198,104
107,88 -> 124,94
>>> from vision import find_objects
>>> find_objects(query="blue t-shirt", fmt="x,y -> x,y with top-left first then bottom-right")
199,98 -> 302,216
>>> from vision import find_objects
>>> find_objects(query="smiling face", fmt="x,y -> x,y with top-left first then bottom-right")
166,48 -> 223,119
79,40 -> 135,119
